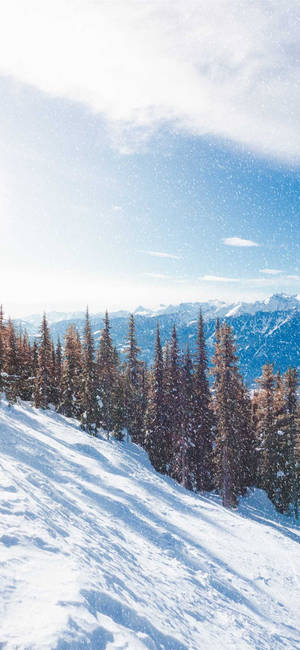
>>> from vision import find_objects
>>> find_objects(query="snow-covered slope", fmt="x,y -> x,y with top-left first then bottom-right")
0,403 -> 299,649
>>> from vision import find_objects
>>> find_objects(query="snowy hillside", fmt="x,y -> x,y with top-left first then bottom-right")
1,403 -> 300,649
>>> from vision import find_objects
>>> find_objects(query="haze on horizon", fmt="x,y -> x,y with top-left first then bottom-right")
0,1 -> 299,318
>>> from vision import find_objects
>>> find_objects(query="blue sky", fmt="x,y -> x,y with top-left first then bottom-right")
0,1 -> 299,316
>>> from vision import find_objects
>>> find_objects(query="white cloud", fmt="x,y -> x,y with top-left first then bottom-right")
139,250 -> 181,260
199,273 -> 300,287
223,237 -> 259,247
259,268 -> 281,275
200,275 -> 240,283
0,1 -> 300,160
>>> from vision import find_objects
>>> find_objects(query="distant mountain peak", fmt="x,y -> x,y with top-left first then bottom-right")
18,293 -> 300,328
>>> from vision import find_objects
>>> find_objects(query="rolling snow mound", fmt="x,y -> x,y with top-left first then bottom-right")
0,402 -> 299,649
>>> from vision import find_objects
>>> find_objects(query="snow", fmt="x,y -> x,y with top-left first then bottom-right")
17,293 -> 300,335
0,402 -> 300,649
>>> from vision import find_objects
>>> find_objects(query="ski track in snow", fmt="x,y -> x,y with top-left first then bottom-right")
0,401 -> 299,649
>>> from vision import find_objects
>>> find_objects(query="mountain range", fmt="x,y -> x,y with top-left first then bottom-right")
16,293 -> 300,386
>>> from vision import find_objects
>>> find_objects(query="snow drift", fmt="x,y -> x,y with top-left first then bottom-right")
0,401 -> 299,649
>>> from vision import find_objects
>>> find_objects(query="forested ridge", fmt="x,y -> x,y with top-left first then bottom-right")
1,305 -> 299,516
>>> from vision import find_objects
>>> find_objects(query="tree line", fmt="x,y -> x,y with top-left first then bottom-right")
0,306 -> 299,517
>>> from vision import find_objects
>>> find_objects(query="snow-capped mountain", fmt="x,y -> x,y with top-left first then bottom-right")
131,293 -> 300,322
22,309 -> 131,327
16,294 -> 300,384
18,293 -> 300,327
0,401 -> 299,649
224,293 -> 300,318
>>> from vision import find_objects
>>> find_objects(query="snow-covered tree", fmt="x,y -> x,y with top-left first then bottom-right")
192,312 -> 214,492
59,326 -> 82,418
212,323 -> 245,507
4,319 -> 19,404
79,309 -> 100,434
124,314 -> 144,444
144,323 -> 167,473
34,314 -> 53,409
97,311 -> 124,438
168,325 -> 183,480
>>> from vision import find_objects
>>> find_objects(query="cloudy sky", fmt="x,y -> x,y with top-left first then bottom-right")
0,0 -> 299,316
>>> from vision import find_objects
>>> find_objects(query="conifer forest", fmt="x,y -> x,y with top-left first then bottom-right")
1,305 -> 299,517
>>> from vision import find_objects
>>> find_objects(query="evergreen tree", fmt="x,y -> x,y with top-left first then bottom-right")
144,323 -> 167,473
97,311 -> 114,436
0,306 -> 5,394
18,332 -> 34,401
32,340 -> 39,379
295,398 -> 300,510
181,345 -> 195,489
124,315 -> 143,443
236,382 -> 257,494
162,340 -> 171,454
169,325 -> 183,480
139,361 -> 149,446
79,309 -> 100,434
192,312 -> 214,491
270,372 -> 291,512
126,314 -> 139,387
54,337 -> 63,406
59,326 -> 82,418
255,363 -> 278,501
34,314 -> 53,409
254,365 -> 299,514
4,319 -> 19,404
48,342 -> 58,406
283,368 -> 299,518
110,352 -> 125,440
212,323 -> 243,507
255,364 -> 295,513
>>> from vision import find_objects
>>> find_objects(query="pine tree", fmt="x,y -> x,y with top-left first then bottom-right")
282,368 -> 299,518
54,337 -> 63,406
48,342 -> 58,406
59,326 -> 82,418
126,314 -> 139,388
168,325 -> 183,480
162,339 -> 171,459
124,314 -> 143,443
253,366 -> 300,513
139,361 -> 149,446
236,382 -> 257,494
193,312 -> 213,491
79,309 -> 100,434
212,323 -> 243,507
32,340 -> 39,379
18,332 -> 34,401
144,323 -> 167,473
295,398 -> 300,511
4,319 -> 19,404
255,363 -> 278,501
110,352 -> 125,440
34,314 -> 53,409
97,311 -> 114,436
0,306 -> 5,395
181,345 -> 195,489
270,372 -> 292,512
